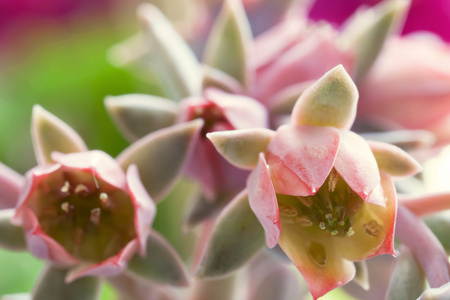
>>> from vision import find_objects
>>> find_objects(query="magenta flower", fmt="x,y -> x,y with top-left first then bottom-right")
204,66 -> 421,299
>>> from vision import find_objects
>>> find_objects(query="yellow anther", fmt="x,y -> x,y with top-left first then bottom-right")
61,202 -> 69,213
60,181 -> 70,193
347,227 -> 355,237
75,184 -> 89,194
319,222 -> 326,230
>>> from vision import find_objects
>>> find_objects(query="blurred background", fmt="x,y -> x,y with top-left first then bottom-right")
0,0 -> 449,298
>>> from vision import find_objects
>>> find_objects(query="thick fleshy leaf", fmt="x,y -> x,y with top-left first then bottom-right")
195,190 -> 265,278
396,204 -> 450,288
425,211 -> 450,253
334,130 -> 382,205
127,230 -> 189,287
385,246 -> 426,300
278,224 -> 356,300
188,274 -> 238,300
117,120 -> 202,201
126,165 -> 156,255
291,65 -> 358,129
418,282 -> 450,300
0,209 -> 26,251
267,125 -> 340,196
368,140 -> 422,177
32,266 -> 101,300
0,162 -> 23,209
31,105 -> 87,165
138,4 -> 201,100
105,94 -> 178,142
247,155 -> 280,248
339,0 -> 409,81
360,130 -> 435,151
207,128 -> 275,169
203,0 -> 252,87
201,65 -> 245,95
353,261 -> 369,290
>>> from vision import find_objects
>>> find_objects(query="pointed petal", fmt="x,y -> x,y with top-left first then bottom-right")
0,209 -> 26,251
126,164 -> 156,255
185,191 -> 235,228
247,154 -> 280,248
339,0 -> 410,81
196,190 -> 265,278
117,120 -> 202,201
33,265 -> 101,300
203,0 -> 252,87
385,246 -> 426,300
138,4 -> 201,100
291,65 -> 358,130
207,128 -> 275,170
418,282 -> 450,300
66,240 -> 138,282
353,261 -> 370,290
278,225 -> 356,300
334,131 -> 382,205
31,105 -> 87,165
18,207 -> 79,266
0,162 -> 23,209
205,88 -> 268,129
368,140 -> 422,177
52,150 -> 127,190
127,230 -> 189,287
201,65 -> 245,95
267,125 -> 340,196
105,94 -> 178,142
334,171 -> 397,261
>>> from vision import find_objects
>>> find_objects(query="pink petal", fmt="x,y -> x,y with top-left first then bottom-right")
126,164 -> 156,256
334,130 -> 383,205
52,150 -> 127,190
20,207 -> 78,266
266,125 -> 340,196
205,88 -> 268,129
247,153 -> 280,248
65,239 -> 139,283
0,163 -> 24,209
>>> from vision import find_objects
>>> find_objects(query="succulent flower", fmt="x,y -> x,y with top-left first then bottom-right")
202,65 -> 421,299
0,105 -> 197,298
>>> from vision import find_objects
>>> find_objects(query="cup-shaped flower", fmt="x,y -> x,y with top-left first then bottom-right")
206,66 -> 421,299
12,150 -> 155,282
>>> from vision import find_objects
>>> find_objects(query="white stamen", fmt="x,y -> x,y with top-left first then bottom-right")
61,202 -> 69,213
319,222 -> 326,230
60,181 -> 70,193
75,184 -> 89,194
90,208 -> 101,225
347,227 -> 355,236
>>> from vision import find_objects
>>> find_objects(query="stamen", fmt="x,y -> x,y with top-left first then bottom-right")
100,193 -> 111,209
346,227 -> 355,236
293,216 -> 313,227
60,181 -> 70,193
330,230 -> 338,236
61,202 -> 70,213
319,222 -> 326,230
90,208 -> 101,225
338,220 -> 345,226
298,196 -> 313,208
74,184 -> 89,194
325,213 -> 333,220
328,169 -> 339,192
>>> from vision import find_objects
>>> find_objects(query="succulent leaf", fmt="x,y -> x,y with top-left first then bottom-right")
0,209 -> 26,251
195,190 -> 265,278
0,163 -> 23,209
117,120 -> 202,201
31,105 -> 87,165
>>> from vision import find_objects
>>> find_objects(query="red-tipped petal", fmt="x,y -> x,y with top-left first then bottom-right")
334,131 -> 382,205
127,164 -> 156,256
247,154 -> 280,248
267,125 -> 340,196
52,151 -> 127,190
65,240 -> 139,283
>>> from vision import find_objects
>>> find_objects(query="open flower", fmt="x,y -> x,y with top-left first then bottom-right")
12,150 -> 153,281
204,66 -> 421,299
0,105 -> 197,297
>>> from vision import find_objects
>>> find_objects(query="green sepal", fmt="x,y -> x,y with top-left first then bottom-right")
32,266 -> 101,300
195,190 -> 265,278
127,230 -> 189,287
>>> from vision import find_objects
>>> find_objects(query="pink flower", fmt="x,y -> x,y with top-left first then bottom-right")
12,150 -> 154,282
357,34 -> 450,143
207,66 -> 421,299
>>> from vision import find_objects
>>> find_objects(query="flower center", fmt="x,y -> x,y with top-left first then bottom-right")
188,102 -> 233,136
277,169 -> 364,237
27,167 -> 136,262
